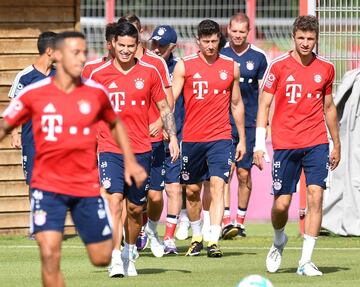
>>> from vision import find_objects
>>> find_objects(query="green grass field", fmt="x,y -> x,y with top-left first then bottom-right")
0,222 -> 359,287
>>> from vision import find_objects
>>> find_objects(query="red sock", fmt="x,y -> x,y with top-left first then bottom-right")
236,214 -> 245,225
164,217 -> 177,240
222,215 -> 231,226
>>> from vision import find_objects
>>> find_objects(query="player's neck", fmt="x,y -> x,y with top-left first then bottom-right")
291,50 -> 315,66
199,51 -> 218,65
113,58 -> 136,74
135,44 -> 145,59
33,55 -> 53,76
230,42 -> 250,55
53,70 -> 81,94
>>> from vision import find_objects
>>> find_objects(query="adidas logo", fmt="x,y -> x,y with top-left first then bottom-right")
102,225 -> 111,236
224,171 -> 230,177
140,196 -> 147,202
108,82 -> 118,89
286,75 -> 295,82
193,72 -> 202,79
43,103 -> 56,113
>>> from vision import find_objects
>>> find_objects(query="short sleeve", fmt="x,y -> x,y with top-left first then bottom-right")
8,74 -> 26,99
98,90 -> 118,124
257,54 -> 269,80
150,68 -> 167,104
325,64 -> 335,95
2,92 -> 31,127
154,58 -> 171,88
261,62 -> 279,94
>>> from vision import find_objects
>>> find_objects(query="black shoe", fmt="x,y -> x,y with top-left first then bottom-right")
236,224 -> 247,238
222,224 -> 238,240
185,241 -> 203,256
207,244 -> 223,258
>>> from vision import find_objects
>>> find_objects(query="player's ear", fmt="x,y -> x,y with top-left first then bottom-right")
111,37 -> 116,49
53,49 -> 62,63
169,43 -> 177,53
196,37 -> 200,45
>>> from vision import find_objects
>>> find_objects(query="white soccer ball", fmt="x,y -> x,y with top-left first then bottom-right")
236,274 -> 274,287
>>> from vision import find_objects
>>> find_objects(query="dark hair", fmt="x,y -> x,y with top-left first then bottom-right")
292,15 -> 319,38
37,31 -> 57,54
229,12 -> 250,30
105,23 -> 117,42
114,21 -> 139,42
118,13 -> 141,31
54,31 -> 86,49
198,19 -> 221,39
219,32 -> 227,50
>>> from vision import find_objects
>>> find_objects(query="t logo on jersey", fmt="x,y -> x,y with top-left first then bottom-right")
286,84 -> 302,104
109,92 -> 125,112
41,114 -> 63,141
193,81 -> 208,100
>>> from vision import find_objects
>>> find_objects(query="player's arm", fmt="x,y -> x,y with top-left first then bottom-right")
109,118 -> 148,188
253,90 -> 274,170
324,93 -> 341,170
171,60 -> 185,102
8,75 -> 24,148
155,99 -> 179,162
0,119 -> 14,142
231,62 -> 246,161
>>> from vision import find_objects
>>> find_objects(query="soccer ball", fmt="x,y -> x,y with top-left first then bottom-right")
236,274 -> 274,287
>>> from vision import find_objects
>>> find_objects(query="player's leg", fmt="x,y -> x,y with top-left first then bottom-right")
30,189 -> 68,287
163,150 -> 182,254
201,180 -> 211,242
145,141 -> 166,257
98,152 -> 125,277
206,139 -> 233,257
181,142 -> 207,256
267,149 -> 301,273
71,196 -> 113,266
122,151 -> 151,276
175,185 -> 190,240
297,144 -> 329,276
234,127 -> 256,237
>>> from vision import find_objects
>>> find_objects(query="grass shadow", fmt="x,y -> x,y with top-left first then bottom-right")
276,266 -> 350,274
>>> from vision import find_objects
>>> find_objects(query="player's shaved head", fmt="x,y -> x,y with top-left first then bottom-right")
229,12 -> 250,30
37,31 -> 57,55
54,31 -> 86,49
292,15 -> 319,39
198,19 -> 221,39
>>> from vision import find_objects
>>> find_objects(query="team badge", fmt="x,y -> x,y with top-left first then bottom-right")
34,210 -> 47,226
102,178 -> 111,189
78,100 -> 91,114
272,179 -> 282,191
135,78 -> 145,90
181,171 -> 190,181
314,74 -> 322,83
219,70 -> 228,80
97,209 -> 106,219
246,61 -> 254,71
157,27 -> 166,36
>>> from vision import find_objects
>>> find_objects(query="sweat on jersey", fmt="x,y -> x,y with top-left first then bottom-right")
8,65 -> 56,146
3,77 -> 117,197
89,59 -> 167,154
261,51 -> 335,150
182,52 -> 234,142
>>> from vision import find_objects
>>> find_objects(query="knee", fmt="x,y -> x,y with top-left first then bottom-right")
108,196 -> 123,215
127,203 -> 143,217
166,185 -> 181,199
186,189 -> 199,201
237,169 -> 249,185
40,246 -> 61,268
273,201 -> 290,214
148,191 -> 163,205
90,253 -> 111,267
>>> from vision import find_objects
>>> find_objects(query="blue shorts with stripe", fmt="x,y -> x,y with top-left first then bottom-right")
272,143 -> 329,195
232,127 -> 255,169
22,144 -> 35,185
149,141 -> 166,191
30,188 -> 112,244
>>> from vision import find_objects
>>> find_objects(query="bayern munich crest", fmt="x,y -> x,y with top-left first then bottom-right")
272,179 -> 282,191
219,70 -> 228,80
135,78 -> 145,89
78,100 -> 91,114
246,60 -> 255,70
102,178 -> 111,189
314,74 -> 322,83
34,210 -> 47,226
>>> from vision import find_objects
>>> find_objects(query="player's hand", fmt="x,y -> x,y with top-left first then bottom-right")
149,120 -> 162,137
168,135 -> 179,162
329,145 -> 341,170
11,133 -> 21,149
235,141 -> 246,161
124,160 -> 148,188
163,130 -> 169,141
253,148 -> 270,171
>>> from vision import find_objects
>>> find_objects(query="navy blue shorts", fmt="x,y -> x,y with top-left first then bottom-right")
232,127 -> 255,169
180,140 -> 233,184
164,150 -> 181,184
22,145 -> 35,185
30,188 -> 112,244
98,152 -> 151,205
272,143 -> 329,195
149,141 -> 165,191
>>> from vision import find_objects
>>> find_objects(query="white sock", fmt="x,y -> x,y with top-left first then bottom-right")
300,234 -> 317,265
122,243 -> 136,260
203,210 -> 210,228
112,249 -> 121,259
190,219 -> 202,237
274,227 -> 286,247
209,225 -> 222,244
224,209 -> 231,217
179,209 -> 189,222
147,219 -> 158,234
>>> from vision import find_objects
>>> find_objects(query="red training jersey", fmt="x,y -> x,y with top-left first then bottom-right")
141,48 -> 171,143
182,52 -> 234,142
2,77 -> 117,197
261,51 -> 334,150
90,59 -> 167,154
82,56 -> 109,79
